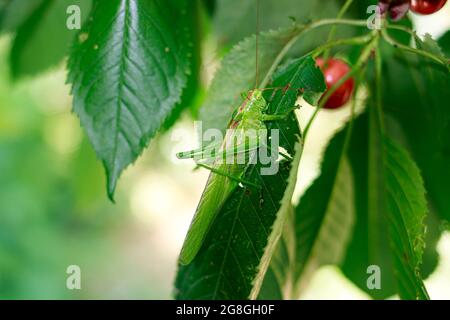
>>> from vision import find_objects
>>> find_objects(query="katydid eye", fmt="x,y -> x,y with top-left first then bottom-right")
316,58 -> 355,110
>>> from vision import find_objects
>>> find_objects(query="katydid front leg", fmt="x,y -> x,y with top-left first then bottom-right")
261,105 -> 300,121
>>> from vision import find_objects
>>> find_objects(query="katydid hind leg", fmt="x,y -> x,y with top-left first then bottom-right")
179,141 -> 262,264
176,141 -> 222,160
180,162 -> 244,264
196,163 -> 259,188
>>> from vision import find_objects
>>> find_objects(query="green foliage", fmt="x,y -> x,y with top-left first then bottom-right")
0,0 -> 44,33
382,136 -> 428,299
212,0 -> 340,46
0,48 -> 145,298
67,0 -> 193,199
1,0 -> 450,301
259,126 -> 355,299
162,0 -> 204,131
10,0 -> 91,78
380,44 -> 450,222
292,127 -> 355,297
339,110 -> 434,300
417,34 -> 446,58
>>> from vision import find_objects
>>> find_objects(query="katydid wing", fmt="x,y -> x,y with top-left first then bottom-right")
177,89 -> 269,265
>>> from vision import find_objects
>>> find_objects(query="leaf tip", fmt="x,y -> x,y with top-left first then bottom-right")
105,165 -> 118,203
107,190 -> 116,204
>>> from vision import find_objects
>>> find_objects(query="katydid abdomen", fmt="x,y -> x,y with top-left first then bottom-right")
179,163 -> 244,265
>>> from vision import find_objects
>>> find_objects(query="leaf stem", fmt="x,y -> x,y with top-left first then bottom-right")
309,34 -> 373,59
381,28 -> 448,67
386,24 -> 417,37
344,62 -> 367,150
374,45 -> 385,135
323,0 -> 355,61
308,18 -> 369,29
260,18 -> 371,88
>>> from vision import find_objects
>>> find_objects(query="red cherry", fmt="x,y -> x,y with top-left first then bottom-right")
316,58 -> 355,110
410,0 -> 447,14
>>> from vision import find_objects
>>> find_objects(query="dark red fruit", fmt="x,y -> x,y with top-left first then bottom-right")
316,58 -> 355,110
378,0 -> 411,21
410,0 -> 447,14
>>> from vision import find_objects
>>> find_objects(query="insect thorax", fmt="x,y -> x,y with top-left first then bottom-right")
235,89 -> 266,128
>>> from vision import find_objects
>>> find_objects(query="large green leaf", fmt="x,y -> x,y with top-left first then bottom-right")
341,110 -> 430,300
212,0 -> 341,46
380,41 -> 450,222
292,128 -> 355,297
383,138 -> 428,299
175,56 -> 325,300
10,0 -> 91,78
259,123 -> 356,299
68,0 -> 192,199
342,113 -> 395,299
161,0 -> 203,131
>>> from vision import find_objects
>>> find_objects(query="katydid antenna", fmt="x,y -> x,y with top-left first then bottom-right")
255,0 -> 260,89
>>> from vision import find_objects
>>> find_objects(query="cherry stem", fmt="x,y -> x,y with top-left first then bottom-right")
381,28 -> 448,68
309,34 -> 373,58
386,24 -> 417,37
374,45 -> 385,135
303,32 -> 380,140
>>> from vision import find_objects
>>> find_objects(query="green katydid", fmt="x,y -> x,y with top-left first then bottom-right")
176,0 -> 327,265
176,87 -> 303,265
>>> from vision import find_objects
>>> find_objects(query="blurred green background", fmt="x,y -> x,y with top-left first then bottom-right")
0,33 -> 209,298
1,3 -> 450,299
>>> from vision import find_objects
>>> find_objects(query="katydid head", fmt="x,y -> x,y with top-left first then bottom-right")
240,89 -> 263,101
251,89 -> 264,100
237,89 -> 266,114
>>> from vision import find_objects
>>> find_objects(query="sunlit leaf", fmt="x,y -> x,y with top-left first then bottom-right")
341,110 -> 430,300
292,129 -> 355,297
68,0 -> 192,199
260,124 -> 356,299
